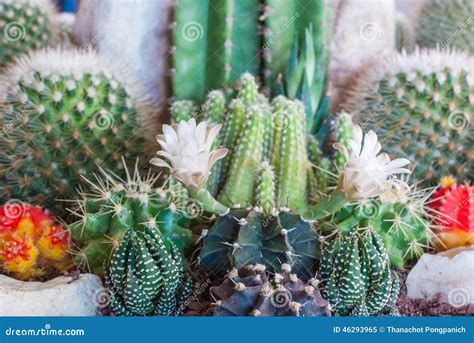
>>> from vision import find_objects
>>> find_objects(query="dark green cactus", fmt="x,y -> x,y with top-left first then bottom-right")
106,227 -> 192,316
69,162 -> 194,275
321,230 -> 400,316
199,208 -> 321,280
0,49 -> 154,214
211,264 -> 331,316
0,0 -> 61,68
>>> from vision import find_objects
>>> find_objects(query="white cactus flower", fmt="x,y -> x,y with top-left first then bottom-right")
151,118 -> 228,188
334,125 -> 411,201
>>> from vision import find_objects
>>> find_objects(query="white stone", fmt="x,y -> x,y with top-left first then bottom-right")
406,247 -> 474,304
0,274 -> 104,316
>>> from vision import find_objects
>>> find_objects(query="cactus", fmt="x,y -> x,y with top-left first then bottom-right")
428,177 -> 474,250
0,0 -> 62,68
69,161 -> 194,275
210,264 -> 331,316
321,229 -> 400,316
105,227 -> 192,316
171,0 -> 260,102
199,208 -> 321,281
0,202 -> 71,280
322,199 -> 430,268
416,0 -> 474,54
0,49 -> 156,214
342,48 -> 474,184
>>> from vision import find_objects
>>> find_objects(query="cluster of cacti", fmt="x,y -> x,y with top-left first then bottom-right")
428,176 -> 474,250
105,226 -> 192,316
69,161 -> 194,275
0,203 -> 71,280
171,0 -> 332,107
0,0 -> 61,68
210,264 -> 331,316
169,74 -> 321,279
321,229 -> 400,316
416,0 -> 474,54
321,199 -> 430,268
0,49 -> 156,214
342,48 -> 473,184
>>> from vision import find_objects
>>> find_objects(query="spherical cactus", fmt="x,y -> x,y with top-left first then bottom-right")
105,227 -> 192,316
198,207 -> 321,281
69,161 -> 194,275
0,202 -> 71,280
428,176 -> 474,250
0,0 -> 61,68
342,48 -> 474,184
416,0 -> 474,54
321,229 -> 400,316
322,198 -> 430,268
210,264 -> 331,316
0,49 -> 157,213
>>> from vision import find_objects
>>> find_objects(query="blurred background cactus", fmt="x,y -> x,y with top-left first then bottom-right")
0,49 -> 158,214
0,202 -> 71,280
0,0 -> 62,68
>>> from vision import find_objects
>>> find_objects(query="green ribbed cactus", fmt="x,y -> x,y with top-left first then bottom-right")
106,227 -> 192,316
0,49 -> 155,213
416,0 -> 474,54
321,230 -> 400,316
322,200 -> 430,268
69,161 -> 194,275
343,49 -> 474,184
0,0 -> 61,68
171,0 -> 332,106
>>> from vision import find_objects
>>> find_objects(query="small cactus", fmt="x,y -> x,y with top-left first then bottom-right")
69,161 -> 194,275
0,49 -> 157,213
211,264 -> 331,316
0,0 -> 61,68
0,202 -> 71,280
105,227 -> 192,316
342,48 -> 474,184
428,177 -> 474,250
321,229 -> 400,316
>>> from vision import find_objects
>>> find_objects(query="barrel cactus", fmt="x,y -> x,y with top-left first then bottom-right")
210,264 -> 331,316
0,49 -> 157,213
416,0 -> 474,54
0,202 -> 71,280
0,0 -> 63,68
106,226 -> 192,316
69,161 -> 194,275
321,229 -> 400,316
342,48 -> 474,184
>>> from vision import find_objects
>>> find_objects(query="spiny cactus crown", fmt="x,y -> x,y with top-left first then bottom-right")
211,264 -> 331,316
0,0 -> 60,68
69,160 -> 194,275
321,229 -> 400,316
106,226 -> 192,316
0,49 -> 155,213
343,48 -> 474,184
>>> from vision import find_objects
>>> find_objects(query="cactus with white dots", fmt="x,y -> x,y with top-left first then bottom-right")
0,49 -> 156,213
0,0 -> 62,68
68,161 -> 194,275
342,48 -> 474,184
321,229 -> 400,316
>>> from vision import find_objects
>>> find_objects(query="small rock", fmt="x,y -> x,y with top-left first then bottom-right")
406,246 -> 474,305
0,274 -> 103,316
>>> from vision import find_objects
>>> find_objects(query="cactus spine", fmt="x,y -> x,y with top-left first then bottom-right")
321,230 -> 400,316
0,49 -> 156,213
